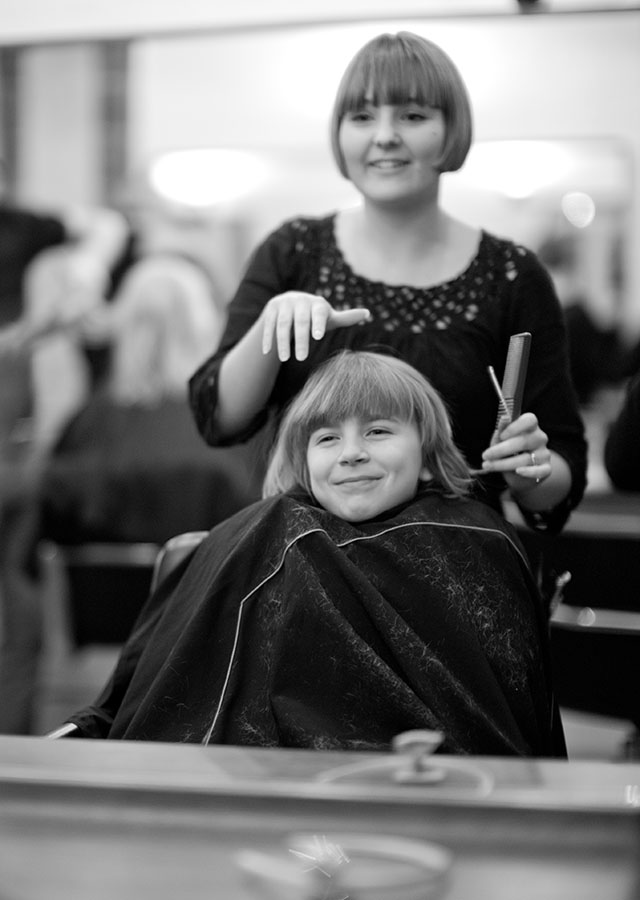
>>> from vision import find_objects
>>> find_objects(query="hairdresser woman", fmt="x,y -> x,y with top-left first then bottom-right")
189,31 -> 586,533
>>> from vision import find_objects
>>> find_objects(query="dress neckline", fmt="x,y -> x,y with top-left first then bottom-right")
328,212 -> 485,293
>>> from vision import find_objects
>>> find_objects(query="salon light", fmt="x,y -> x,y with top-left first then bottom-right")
462,140 -> 572,200
561,191 -> 596,228
148,148 -> 270,208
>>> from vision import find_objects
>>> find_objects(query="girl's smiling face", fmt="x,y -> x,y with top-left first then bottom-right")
306,415 -> 431,521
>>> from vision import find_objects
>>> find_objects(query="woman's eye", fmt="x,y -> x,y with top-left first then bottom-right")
346,110 -> 372,123
402,110 -> 428,122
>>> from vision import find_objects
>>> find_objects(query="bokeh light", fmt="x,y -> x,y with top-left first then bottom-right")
149,148 -> 271,207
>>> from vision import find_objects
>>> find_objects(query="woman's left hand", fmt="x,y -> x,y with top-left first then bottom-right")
481,412 -> 552,490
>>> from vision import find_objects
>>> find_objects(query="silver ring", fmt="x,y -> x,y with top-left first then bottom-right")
535,477 -> 541,485
530,451 -> 537,467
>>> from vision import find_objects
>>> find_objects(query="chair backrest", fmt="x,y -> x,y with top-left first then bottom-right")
516,524 -> 640,615
510,497 -> 640,729
549,602 -> 640,727
53,533 -> 209,646
46,530 -> 209,738
48,541 -> 161,647
150,531 -> 208,592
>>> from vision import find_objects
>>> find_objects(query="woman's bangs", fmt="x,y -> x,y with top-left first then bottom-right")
341,53 -> 439,112
342,57 -> 436,114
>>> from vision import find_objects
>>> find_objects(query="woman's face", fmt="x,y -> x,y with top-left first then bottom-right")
338,101 -> 446,207
306,415 -> 430,522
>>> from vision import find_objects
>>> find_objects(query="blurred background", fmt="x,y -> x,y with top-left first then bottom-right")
1,0 -> 639,751
3,0 -> 639,483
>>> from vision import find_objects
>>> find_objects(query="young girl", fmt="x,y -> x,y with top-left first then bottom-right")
62,351 -> 565,757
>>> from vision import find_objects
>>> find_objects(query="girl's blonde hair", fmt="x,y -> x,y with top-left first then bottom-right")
331,31 -> 473,177
108,256 -> 223,406
263,350 -> 472,500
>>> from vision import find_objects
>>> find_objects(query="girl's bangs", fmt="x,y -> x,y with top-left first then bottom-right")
300,375 -> 415,439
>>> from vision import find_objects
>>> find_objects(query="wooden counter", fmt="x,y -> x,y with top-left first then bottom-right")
0,736 -> 638,899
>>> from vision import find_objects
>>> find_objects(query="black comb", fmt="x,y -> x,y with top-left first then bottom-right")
494,332 -> 531,427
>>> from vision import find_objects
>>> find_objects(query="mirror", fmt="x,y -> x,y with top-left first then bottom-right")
122,13 -> 637,496
128,15 -> 636,298
7,12 -> 637,346
2,9 -> 639,756
126,15 -> 635,321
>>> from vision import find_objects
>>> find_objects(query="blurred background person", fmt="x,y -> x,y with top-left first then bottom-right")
0,156 -> 128,424
604,367 -> 640,492
0,158 -> 129,735
537,234 -> 627,407
38,250 -> 263,546
0,249 -> 262,734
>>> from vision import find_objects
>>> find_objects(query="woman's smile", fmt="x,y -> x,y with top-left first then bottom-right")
338,102 -> 446,205
367,158 -> 409,170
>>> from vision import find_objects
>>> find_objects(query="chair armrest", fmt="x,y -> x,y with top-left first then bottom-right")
46,722 -> 82,738
551,603 -> 640,635
151,531 -> 208,592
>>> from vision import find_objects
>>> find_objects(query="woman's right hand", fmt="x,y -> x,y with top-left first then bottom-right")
261,291 -> 371,361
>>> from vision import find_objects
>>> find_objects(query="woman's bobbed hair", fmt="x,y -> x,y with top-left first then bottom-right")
330,31 -> 473,177
263,350 -> 472,501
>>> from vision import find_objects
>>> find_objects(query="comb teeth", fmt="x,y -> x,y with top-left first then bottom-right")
494,332 -> 531,429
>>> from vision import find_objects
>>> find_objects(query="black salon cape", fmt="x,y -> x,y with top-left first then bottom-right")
68,490 -> 565,756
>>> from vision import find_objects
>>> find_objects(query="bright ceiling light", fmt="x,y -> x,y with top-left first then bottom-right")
561,190 -> 596,228
461,140 -> 573,199
148,148 -> 270,207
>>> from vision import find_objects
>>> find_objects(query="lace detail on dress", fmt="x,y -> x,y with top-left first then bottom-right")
291,217 -> 528,333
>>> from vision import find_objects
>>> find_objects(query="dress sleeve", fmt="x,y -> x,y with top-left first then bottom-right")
604,371 -> 640,491
188,221 -> 299,446
506,249 -> 588,533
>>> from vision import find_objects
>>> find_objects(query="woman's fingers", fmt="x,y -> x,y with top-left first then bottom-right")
276,302 -> 296,360
329,307 -> 371,330
261,299 -> 280,356
262,294 -> 370,361
293,303 -> 314,360
482,413 -> 549,474
261,294 -> 301,359
307,297 -> 331,348
515,451 -> 552,484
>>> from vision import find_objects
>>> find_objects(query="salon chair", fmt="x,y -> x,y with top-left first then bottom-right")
148,530 -> 208,592
46,530 -> 208,738
549,599 -> 640,757
512,495 -> 640,759
42,541 -> 161,647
